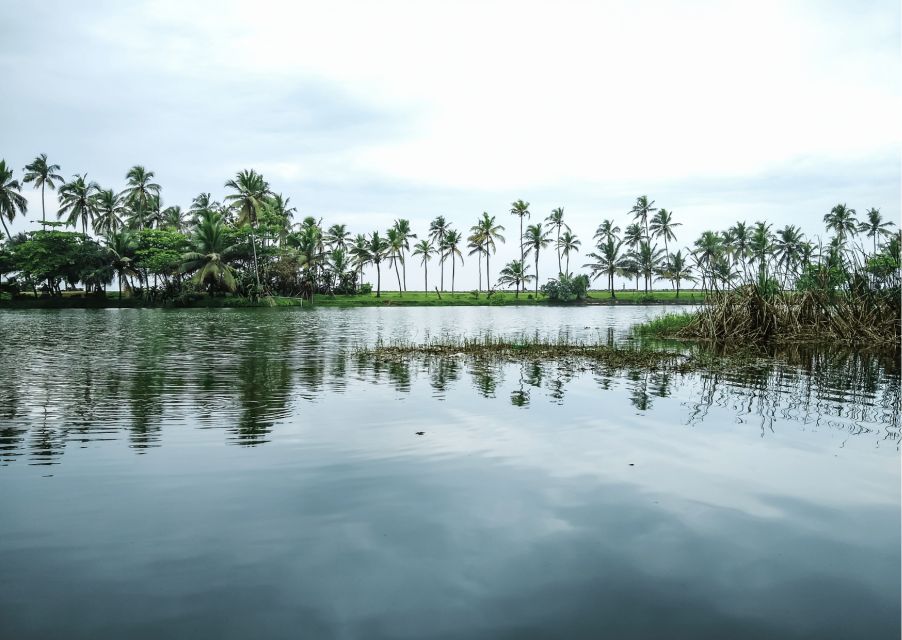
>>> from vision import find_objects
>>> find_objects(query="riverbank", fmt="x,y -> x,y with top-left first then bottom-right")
0,290 -> 705,309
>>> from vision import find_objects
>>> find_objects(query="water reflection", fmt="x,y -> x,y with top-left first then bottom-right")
0,309 -> 898,466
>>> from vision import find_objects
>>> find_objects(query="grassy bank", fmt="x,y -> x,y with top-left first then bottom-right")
1,289 -> 704,309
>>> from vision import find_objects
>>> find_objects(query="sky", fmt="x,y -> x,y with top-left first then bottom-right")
2,0 -> 900,290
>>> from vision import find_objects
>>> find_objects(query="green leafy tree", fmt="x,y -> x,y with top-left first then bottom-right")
121,166 -> 161,230
57,174 -> 100,235
93,189 -> 125,236
180,213 -> 239,294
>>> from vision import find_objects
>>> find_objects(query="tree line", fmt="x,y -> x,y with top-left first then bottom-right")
0,154 -> 898,301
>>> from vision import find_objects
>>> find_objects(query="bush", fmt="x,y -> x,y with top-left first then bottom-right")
359,282 -> 373,295
541,273 -> 590,302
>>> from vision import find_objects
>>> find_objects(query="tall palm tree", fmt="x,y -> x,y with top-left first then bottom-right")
22,154 -> 64,224
441,229 -> 464,293
584,237 -> 627,298
522,222 -> 551,296
660,249 -> 695,297
0,160 -> 28,240
162,205 -> 187,232
121,166 -> 161,230
106,230 -> 139,298
392,219 -> 416,291
412,239 -> 435,292
497,260 -> 532,298
471,212 -> 505,291
594,219 -> 620,244
823,203 -> 858,244
857,207 -> 895,254
727,221 -> 751,279
180,213 -> 239,294
630,195 -> 657,242
224,169 -> 270,290
557,230 -> 581,275
386,226 -> 405,295
545,207 -> 568,275
350,233 -> 369,289
364,231 -> 390,297
749,222 -> 773,281
774,225 -> 806,286
325,223 -> 351,252
57,174 -> 100,235
93,188 -> 125,236
693,230 -> 723,291
632,241 -> 664,293
623,223 -> 644,289
649,208 -> 681,259
265,193 -> 296,247
467,232 -> 486,295
428,215 -> 449,291
509,199 -> 530,292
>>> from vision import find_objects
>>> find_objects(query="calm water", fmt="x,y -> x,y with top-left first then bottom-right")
1,307 -> 899,640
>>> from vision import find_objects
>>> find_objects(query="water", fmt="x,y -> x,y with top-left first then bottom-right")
0,307 -> 899,639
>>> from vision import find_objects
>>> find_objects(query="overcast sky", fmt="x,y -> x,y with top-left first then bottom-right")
2,0 -> 899,289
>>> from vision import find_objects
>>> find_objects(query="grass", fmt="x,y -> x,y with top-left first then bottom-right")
630,312 -> 696,338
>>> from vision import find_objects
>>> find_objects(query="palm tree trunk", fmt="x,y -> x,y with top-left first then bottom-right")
1,216 -> 11,240
518,217 -> 524,296
376,263 -> 381,297
424,262 -> 428,292
440,259 -> 444,292
41,184 -> 46,224
535,254 -> 539,296
394,259 -> 402,295
452,258 -> 456,294
566,253 -> 570,275
402,254 -> 407,291
250,226 -> 261,291
557,228 -> 561,275
486,252 -> 490,292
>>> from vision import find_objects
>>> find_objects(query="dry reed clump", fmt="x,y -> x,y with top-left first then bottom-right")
677,284 -> 901,346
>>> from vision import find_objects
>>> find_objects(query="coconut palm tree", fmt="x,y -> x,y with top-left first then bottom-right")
161,205 -> 187,232
180,213 -> 239,294
106,230 -> 139,298
412,239 -> 435,292
557,230 -> 581,275
693,230 -> 723,291
441,228 -> 464,293
392,219 -> 416,291
467,231 -> 486,295
92,188 -> 125,236
623,223 -> 644,289
857,207 -> 895,254
363,231 -> 390,297
0,160 -> 28,240
774,225 -> 806,286
471,212 -> 505,291
545,207 -> 568,275
522,222 -> 552,296
429,215 -> 449,291
350,233 -> 369,289
224,169 -> 270,290
497,259 -> 532,297
22,154 -> 64,224
509,199 -> 530,292
189,193 -> 218,225
632,241 -> 664,293
659,249 -> 695,297
264,193 -> 296,247
594,219 -> 620,244
386,226 -> 405,295
325,223 -> 351,252
649,208 -> 681,259
823,203 -> 858,244
584,237 -> 627,298
58,174 -> 100,235
630,195 -> 657,242
727,221 -> 751,279
749,222 -> 773,281
121,166 -> 161,230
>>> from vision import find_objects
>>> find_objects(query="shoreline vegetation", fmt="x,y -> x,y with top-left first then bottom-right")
1,157 -> 898,344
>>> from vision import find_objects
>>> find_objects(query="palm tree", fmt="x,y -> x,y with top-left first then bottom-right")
364,231 -> 390,297
693,230 -> 723,291
0,160 -> 28,240
471,212 -> 505,291
386,226 -> 405,295
630,195 -> 657,242
594,219 -> 620,244
224,169 -> 270,290
412,239 -> 435,292
649,208 -> 681,259
392,219 -> 416,291
189,193 -> 218,224
557,230 -> 580,275
584,237 -> 627,298
522,222 -> 552,296
265,193 -> 296,246
350,233 -> 369,289
545,207 -> 568,275
749,222 -> 773,281
497,260 -> 532,298
180,213 -> 239,294
857,207 -> 895,254
659,249 -> 695,297
121,166 -> 161,230
509,199 -> 530,292
774,225 -> 806,286
441,229 -> 464,293
106,230 -> 139,298
325,223 -> 351,252
162,205 -> 187,232
57,174 -> 100,235
633,241 -> 664,293
93,188 -> 125,236
623,223 -> 644,290
22,154 -> 64,224
727,221 -> 751,279
428,215 -> 449,291
823,203 -> 858,244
